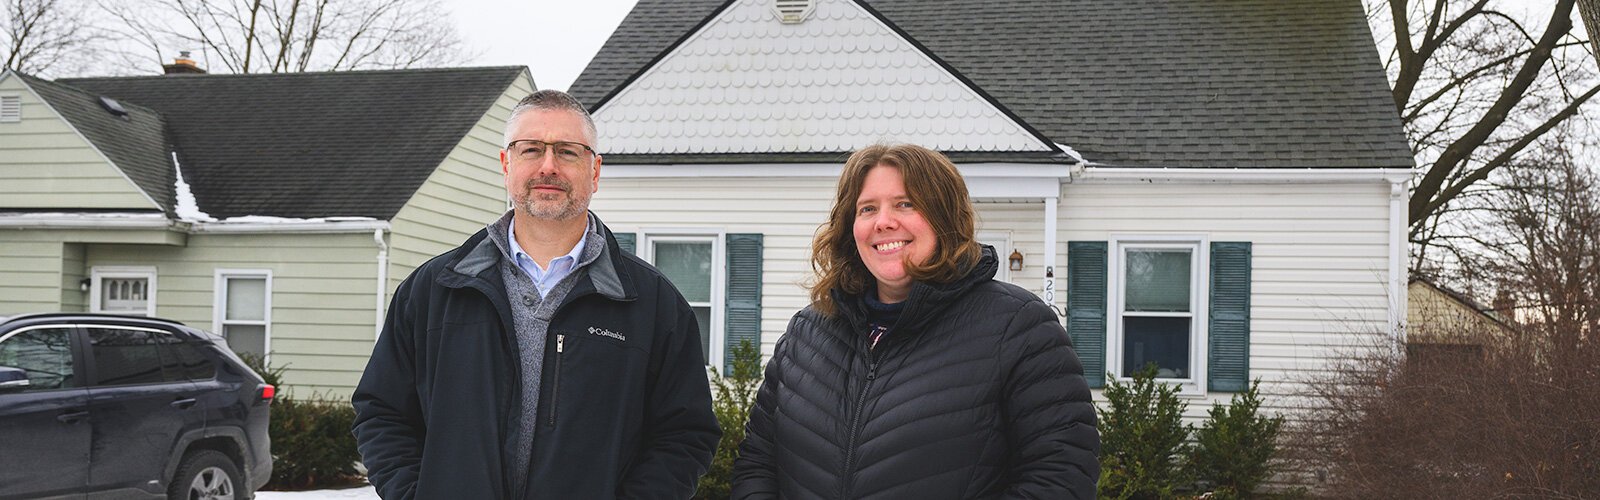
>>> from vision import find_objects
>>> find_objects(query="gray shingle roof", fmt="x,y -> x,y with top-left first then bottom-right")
21,74 -> 176,214
59,66 -> 526,219
569,0 -> 1414,169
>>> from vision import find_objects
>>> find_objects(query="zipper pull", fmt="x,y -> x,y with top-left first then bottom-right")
557,334 -> 565,353
867,363 -> 878,381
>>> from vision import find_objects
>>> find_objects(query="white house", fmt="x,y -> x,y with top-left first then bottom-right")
569,0 -> 1413,415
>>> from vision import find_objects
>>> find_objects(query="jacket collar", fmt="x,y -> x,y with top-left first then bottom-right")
833,245 -> 1000,334
437,211 -> 635,301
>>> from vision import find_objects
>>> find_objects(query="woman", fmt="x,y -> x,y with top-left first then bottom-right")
732,144 -> 1100,499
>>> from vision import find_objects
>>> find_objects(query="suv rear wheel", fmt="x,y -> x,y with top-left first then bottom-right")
169,449 -> 242,500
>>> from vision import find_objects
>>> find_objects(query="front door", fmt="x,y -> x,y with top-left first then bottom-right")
0,326 -> 90,499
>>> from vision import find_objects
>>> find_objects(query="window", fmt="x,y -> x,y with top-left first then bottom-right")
86,326 -> 211,384
644,233 -> 725,367
91,267 -> 157,317
214,270 -> 271,361
0,327 -> 76,391
88,328 -> 166,386
1108,238 -> 1208,393
0,94 -> 20,123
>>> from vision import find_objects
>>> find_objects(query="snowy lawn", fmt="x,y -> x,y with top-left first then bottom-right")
255,485 -> 378,499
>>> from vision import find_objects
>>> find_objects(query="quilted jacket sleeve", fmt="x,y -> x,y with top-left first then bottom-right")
729,318 -> 795,499
1000,297 -> 1101,499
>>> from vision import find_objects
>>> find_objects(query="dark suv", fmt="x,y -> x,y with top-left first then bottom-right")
0,313 -> 273,499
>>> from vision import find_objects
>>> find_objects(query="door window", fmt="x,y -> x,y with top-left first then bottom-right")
0,327 -> 76,391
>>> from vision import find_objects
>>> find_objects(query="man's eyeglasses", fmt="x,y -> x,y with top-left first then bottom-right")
505,140 -> 597,166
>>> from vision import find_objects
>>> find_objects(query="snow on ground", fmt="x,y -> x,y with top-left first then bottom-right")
255,485 -> 379,499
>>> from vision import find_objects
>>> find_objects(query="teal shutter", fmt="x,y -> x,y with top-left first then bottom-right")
723,233 -> 763,373
1208,242 -> 1252,392
613,232 -> 636,254
1067,241 -> 1108,388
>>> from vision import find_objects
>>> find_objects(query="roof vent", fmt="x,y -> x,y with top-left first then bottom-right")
98,96 -> 130,120
773,0 -> 814,24
0,95 -> 19,123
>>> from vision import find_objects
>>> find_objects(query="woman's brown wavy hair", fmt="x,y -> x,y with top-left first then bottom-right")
808,144 -> 981,316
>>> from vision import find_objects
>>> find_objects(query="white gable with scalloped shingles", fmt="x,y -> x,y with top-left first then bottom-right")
591,0 -> 1052,154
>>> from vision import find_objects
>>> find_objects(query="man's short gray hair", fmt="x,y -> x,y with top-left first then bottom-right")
504,89 -> 599,148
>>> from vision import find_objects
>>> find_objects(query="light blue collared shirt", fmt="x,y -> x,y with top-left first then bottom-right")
506,220 -> 591,298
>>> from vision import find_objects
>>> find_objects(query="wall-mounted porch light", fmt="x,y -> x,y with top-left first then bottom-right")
1008,249 -> 1025,272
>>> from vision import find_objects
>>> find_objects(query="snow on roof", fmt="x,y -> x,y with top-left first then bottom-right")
173,152 -> 215,223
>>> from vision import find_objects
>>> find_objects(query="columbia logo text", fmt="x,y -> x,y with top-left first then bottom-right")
588,326 -> 626,342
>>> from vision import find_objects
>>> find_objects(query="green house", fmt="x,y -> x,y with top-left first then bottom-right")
0,66 -> 533,397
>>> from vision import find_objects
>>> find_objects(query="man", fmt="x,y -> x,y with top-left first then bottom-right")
352,90 -> 720,499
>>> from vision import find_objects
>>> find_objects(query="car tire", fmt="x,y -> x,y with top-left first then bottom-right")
168,449 -> 243,500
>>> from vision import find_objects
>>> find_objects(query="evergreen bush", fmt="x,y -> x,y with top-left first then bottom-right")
1098,364 -> 1193,499
1189,379 -> 1284,497
239,354 -> 363,490
694,339 -> 763,499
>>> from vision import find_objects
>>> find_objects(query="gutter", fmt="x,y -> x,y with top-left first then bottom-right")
0,214 -> 182,230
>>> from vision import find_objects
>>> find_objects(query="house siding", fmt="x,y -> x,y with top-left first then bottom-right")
1055,181 -> 1393,418
83,232 -> 380,397
591,176 -> 848,360
0,239 -> 66,314
386,74 -> 532,294
595,176 -> 1395,421
60,243 -> 86,312
0,75 -> 159,211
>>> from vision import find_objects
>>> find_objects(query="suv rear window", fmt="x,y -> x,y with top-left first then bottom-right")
88,327 -> 217,385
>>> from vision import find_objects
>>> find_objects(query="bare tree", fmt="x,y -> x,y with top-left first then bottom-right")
1295,140 -> 1600,497
2,0 -> 100,76
1374,1 -> 1600,271
100,0 -> 464,74
1482,139 -> 1600,352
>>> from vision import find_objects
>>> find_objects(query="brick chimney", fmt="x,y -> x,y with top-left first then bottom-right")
163,51 -> 206,75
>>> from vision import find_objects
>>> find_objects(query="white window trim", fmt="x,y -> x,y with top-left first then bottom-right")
213,269 -> 273,364
90,266 -> 158,317
640,229 -> 727,369
976,230 -> 1013,282
1106,235 -> 1210,396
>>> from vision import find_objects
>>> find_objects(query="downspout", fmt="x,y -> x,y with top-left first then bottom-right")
374,228 -> 389,340
1388,178 -> 1408,349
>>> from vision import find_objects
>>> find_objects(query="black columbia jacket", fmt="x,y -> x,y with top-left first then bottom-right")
352,215 -> 720,499
732,249 -> 1100,499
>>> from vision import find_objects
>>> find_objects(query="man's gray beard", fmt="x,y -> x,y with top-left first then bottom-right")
516,190 -> 589,221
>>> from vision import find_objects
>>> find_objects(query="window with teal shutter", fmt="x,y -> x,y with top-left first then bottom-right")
1067,241 -> 1108,388
1081,238 -> 1254,393
1208,242 -> 1252,392
724,234 -> 762,373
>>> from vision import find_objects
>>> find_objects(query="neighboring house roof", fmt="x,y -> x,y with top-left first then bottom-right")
1408,278 -> 1514,334
570,0 -> 1415,169
591,0 -> 1058,156
59,66 -> 526,219
19,73 -> 176,215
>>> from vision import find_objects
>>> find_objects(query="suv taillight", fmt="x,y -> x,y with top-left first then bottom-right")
258,384 -> 276,402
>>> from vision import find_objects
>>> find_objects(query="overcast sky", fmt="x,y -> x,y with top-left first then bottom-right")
447,0 -> 1566,93
447,0 -> 641,91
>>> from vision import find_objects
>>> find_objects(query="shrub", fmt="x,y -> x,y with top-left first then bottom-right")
239,354 -> 362,490
695,340 -> 763,499
1099,364 -> 1193,500
1189,379 -> 1284,497
266,396 -> 362,489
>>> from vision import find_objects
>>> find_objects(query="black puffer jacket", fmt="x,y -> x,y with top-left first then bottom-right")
732,248 -> 1099,499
